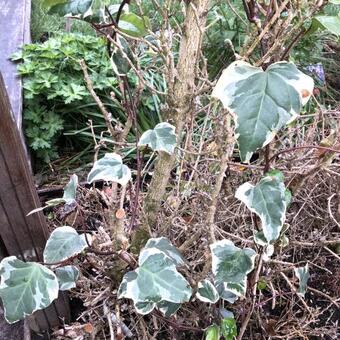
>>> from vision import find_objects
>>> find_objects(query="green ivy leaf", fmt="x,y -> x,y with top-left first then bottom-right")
157,300 -> 181,317
43,226 -> 89,264
212,61 -> 314,162
55,265 -> 79,290
118,249 -> 192,315
210,240 -> 256,285
205,324 -> 221,340
111,36 -> 133,76
217,277 -> 247,304
294,264 -> 310,297
0,256 -> 58,323
138,122 -> 177,154
27,175 -> 78,216
314,15 -> 340,36
135,301 -> 155,314
118,13 -> 149,38
196,280 -> 219,304
48,0 -> 93,18
236,174 -> 287,243
221,317 -> 237,340
142,237 -> 184,266
87,153 -> 132,186
217,284 -> 238,304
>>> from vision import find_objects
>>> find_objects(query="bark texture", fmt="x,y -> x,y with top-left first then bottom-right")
131,0 -> 210,252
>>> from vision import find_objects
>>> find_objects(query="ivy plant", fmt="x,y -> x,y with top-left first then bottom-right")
294,264 -> 310,297
235,171 -> 289,244
138,122 -> 177,154
0,226 -> 88,323
212,61 -> 314,162
118,237 -> 192,315
205,315 -> 237,340
87,153 -> 131,186
28,174 -> 78,215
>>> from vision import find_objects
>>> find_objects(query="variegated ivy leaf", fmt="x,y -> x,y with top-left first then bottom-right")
0,256 -> 58,323
212,61 -> 314,162
294,264 -> 310,297
135,301 -> 155,314
196,280 -> 219,304
254,231 -> 274,260
87,153 -> 131,186
315,15 -> 340,36
157,300 -> 181,317
118,249 -> 192,315
211,240 -> 256,285
43,226 -> 89,264
217,278 -> 247,304
55,265 -> 80,290
63,174 -> 78,204
138,122 -> 177,155
217,286 -> 238,304
236,173 -> 287,243
27,174 -> 78,216
142,237 -> 184,266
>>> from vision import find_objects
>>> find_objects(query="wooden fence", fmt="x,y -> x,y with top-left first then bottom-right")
0,72 -> 70,333
0,0 -> 69,334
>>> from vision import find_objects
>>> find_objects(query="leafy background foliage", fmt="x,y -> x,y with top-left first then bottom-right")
14,32 -> 164,166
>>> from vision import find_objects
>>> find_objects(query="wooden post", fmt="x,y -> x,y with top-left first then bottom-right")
0,0 -> 31,135
0,72 -> 70,332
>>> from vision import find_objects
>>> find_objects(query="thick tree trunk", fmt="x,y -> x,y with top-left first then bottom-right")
131,0 -> 210,252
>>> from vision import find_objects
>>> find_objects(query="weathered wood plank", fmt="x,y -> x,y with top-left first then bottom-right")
0,0 -> 31,132
0,72 -> 70,332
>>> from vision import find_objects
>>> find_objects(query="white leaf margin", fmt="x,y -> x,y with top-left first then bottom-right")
212,60 -> 314,111
55,265 -> 80,290
294,264 -> 310,297
210,239 -> 257,282
0,256 -> 59,323
235,176 -> 287,243
138,122 -> 177,155
87,153 -> 131,186
43,226 -> 90,264
212,61 -> 314,162
196,279 -> 219,304
118,248 -> 192,311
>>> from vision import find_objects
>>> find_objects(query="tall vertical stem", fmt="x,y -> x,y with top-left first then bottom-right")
131,0 -> 211,252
